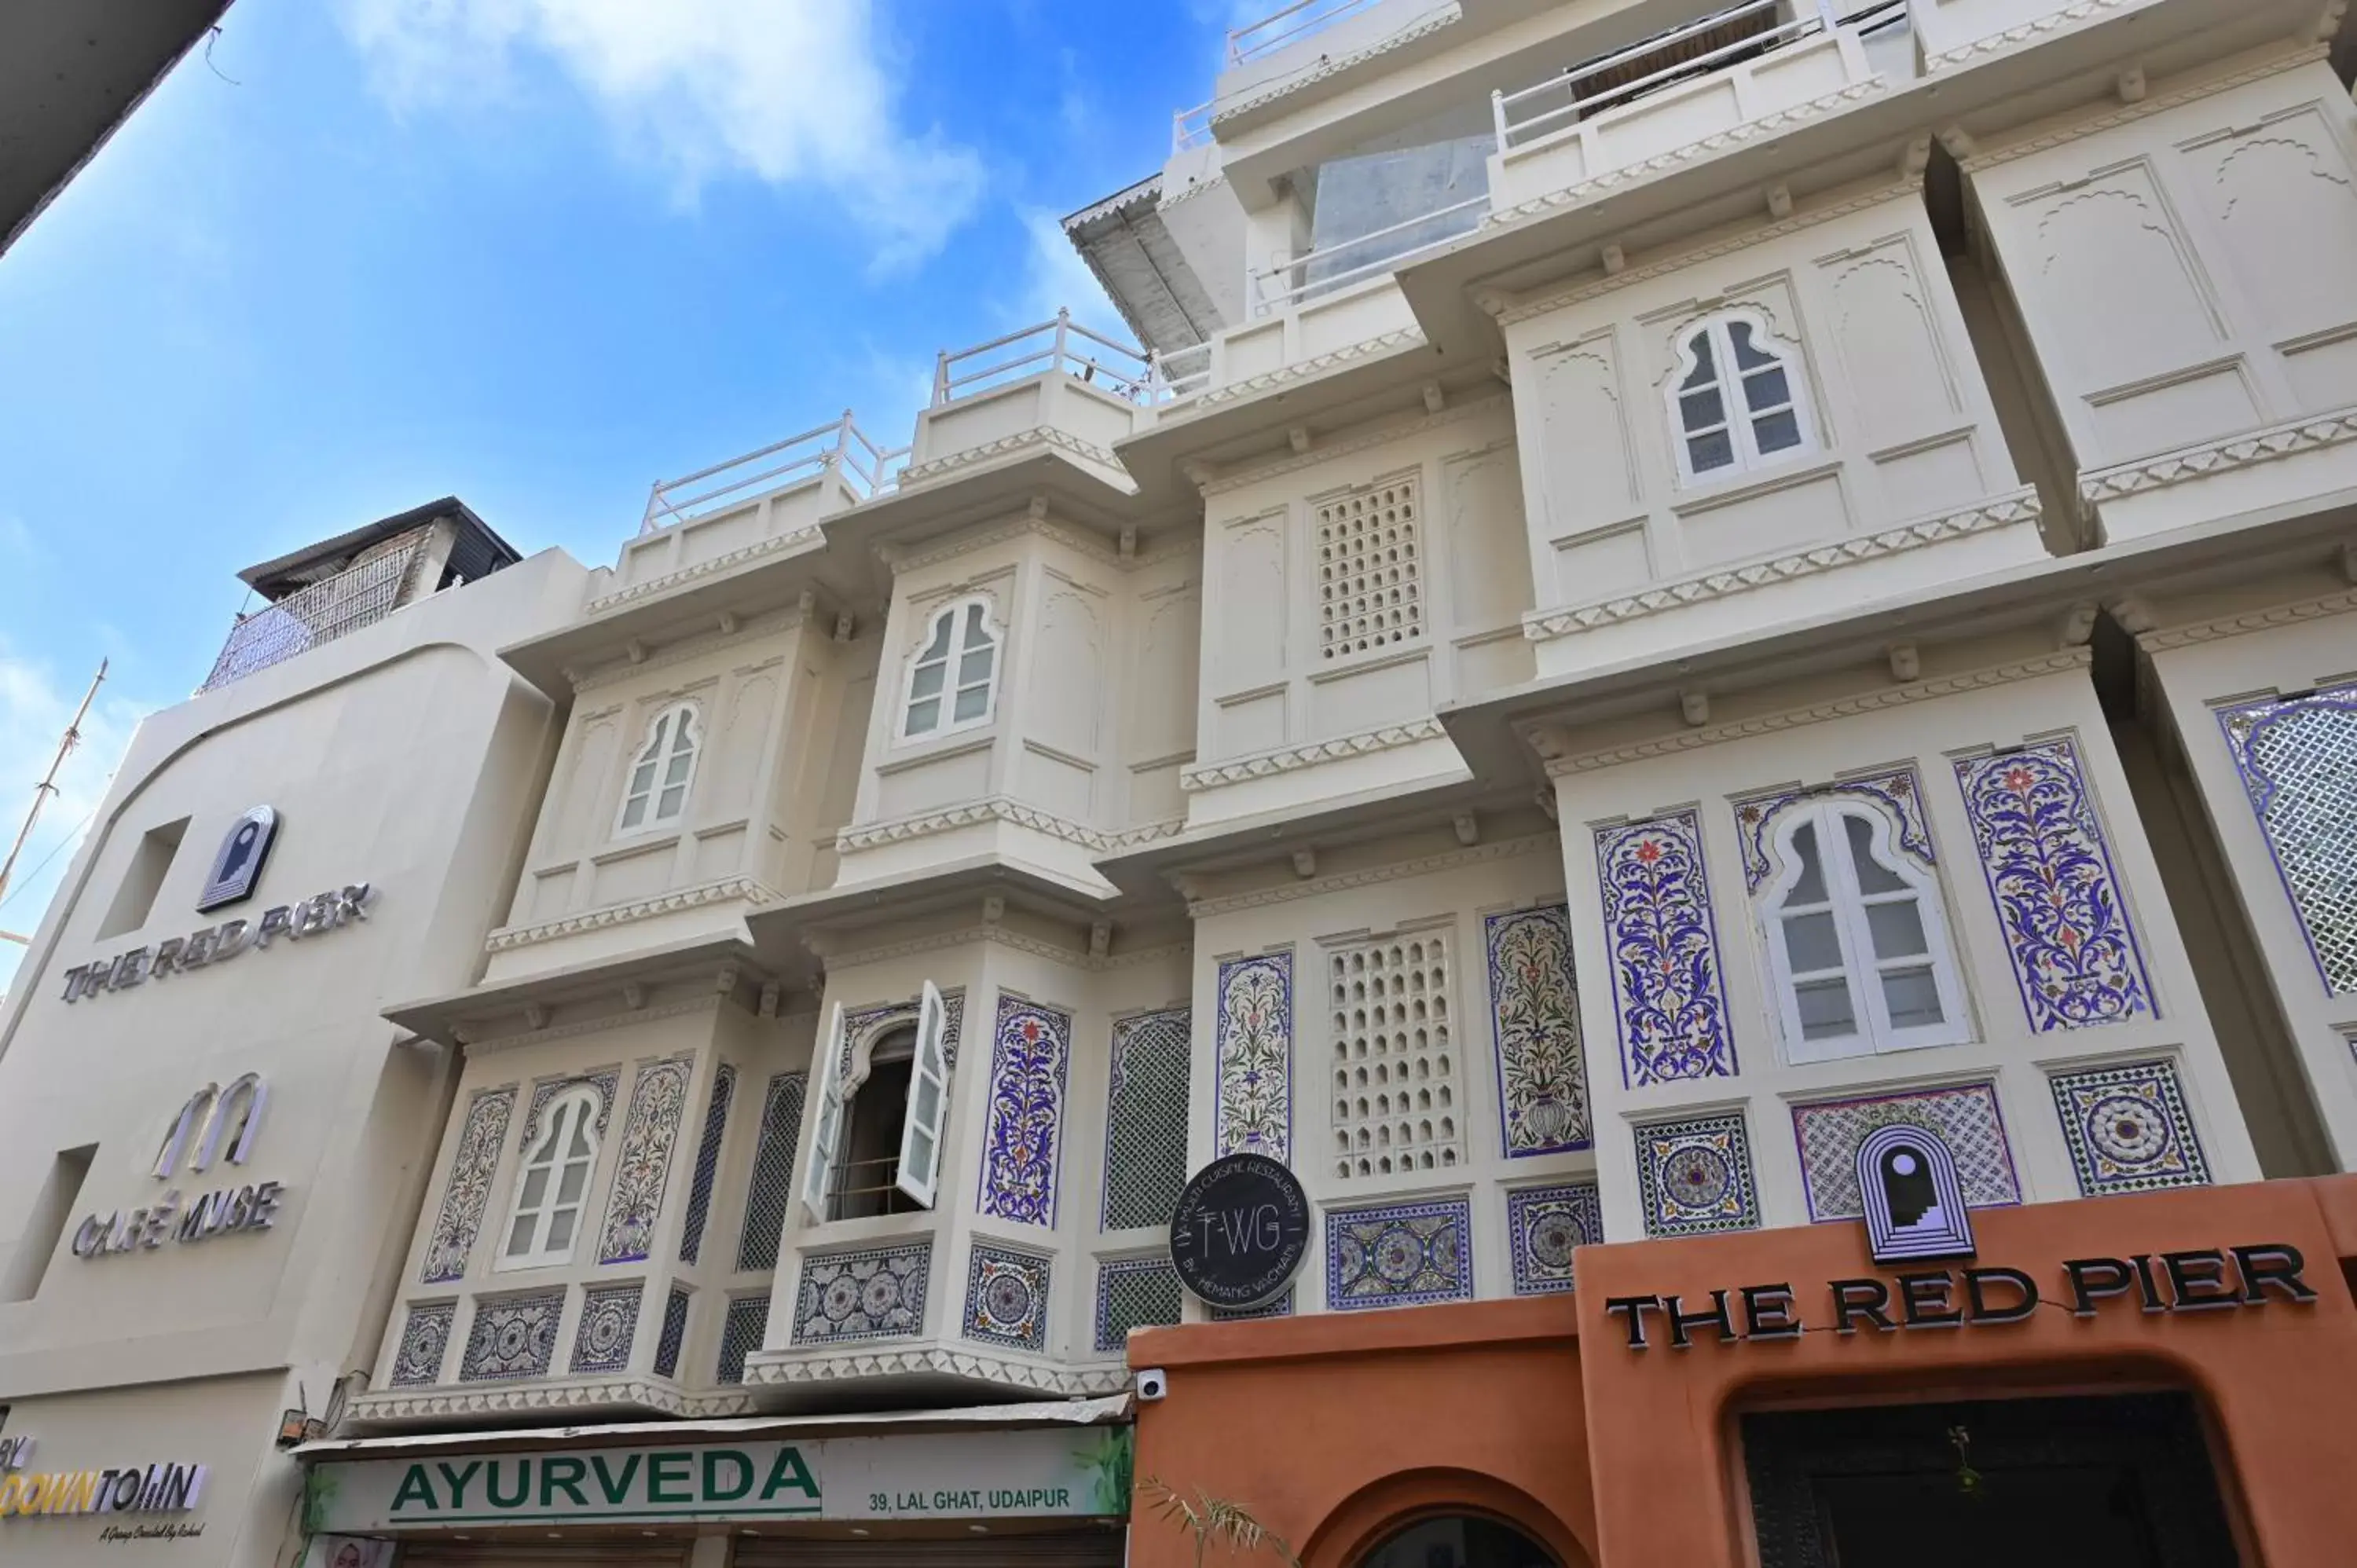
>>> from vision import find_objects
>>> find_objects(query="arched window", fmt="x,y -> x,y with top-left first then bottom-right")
1668,312 -> 1811,483
616,703 -> 701,834
1357,1515 -> 1558,1568
901,599 -> 1000,740
801,983 -> 951,1222
499,1085 -> 602,1269
1760,800 -> 1968,1062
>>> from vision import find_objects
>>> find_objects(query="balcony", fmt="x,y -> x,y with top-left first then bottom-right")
203,530 -> 432,691
1212,0 -> 1462,127
897,312 -> 1148,490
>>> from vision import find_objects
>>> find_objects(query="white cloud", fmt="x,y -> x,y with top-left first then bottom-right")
339,0 -> 987,273
0,654 -> 148,998
1016,207 -> 1129,345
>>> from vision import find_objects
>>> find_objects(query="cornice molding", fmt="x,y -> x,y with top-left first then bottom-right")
896,426 -> 1127,489
823,923 -> 1190,974
1495,178 -> 1923,327
836,797 -> 1184,855
1068,175 -> 1160,228
2078,406 -> 2357,504
1207,3 -> 1461,126
2135,588 -> 2357,651
1541,649 -> 2093,775
346,1376 -> 753,1423
1486,78 -> 1886,231
585,529 -> 823,617
569,610 -> 810,693
1963,45 -> 2328,167
486,876 -> 787,953
878,511 -> 1193,577
741,1343 -> 1128,1397
1157,173 -> 1229,211
1522,489 -> 2042,642
460,995 -> 725,1053
1199,393 -> 1508,496
1184,833 -> 1556,918
1175,329 -> 1428,425
1179,716 -> 1451,791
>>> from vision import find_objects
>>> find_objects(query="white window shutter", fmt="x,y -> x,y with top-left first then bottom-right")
895,981 -> 951,1209
801,1003 -> 847,1224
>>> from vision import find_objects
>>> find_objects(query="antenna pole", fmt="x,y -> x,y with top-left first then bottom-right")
0,658 -> 107,928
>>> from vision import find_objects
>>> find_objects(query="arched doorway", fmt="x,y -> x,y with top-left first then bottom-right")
1354,1515 -> 1559,1568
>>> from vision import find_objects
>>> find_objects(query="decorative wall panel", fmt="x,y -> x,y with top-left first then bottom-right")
390,1302 -> 455,1387
1329,931 -> 1461,1178
1484,905 -> 1593,1156
570,1281 -> 643,1375
1505,1181 -> 1603,1296
654,1285 -> 691,1379
1211,1288 -> 1292,1321
523,1069 -> 621,1148
1634,1113 -> 1760,1236
1733,767 -> 1935,892
2049,1058 -> 2212,1196
2219,687 -> 2357,993
1593,812 -> 1737,1085
1326,1196 -> 1472,1311
458,1289 -> 565,1382
421,1085 -> 515,1284
1095,1257 -> 1184,1353
1102,1009 -> 1192,1231
977,996 -> 1072,1226
735,1072 -> 806,1274
1956,738 -> 2154,1031
1316,474 -> 1424,661
841,988 -> 967,1075
965,1244 -> 1053,1352
598,1055 -> 694,1264
1791,1082 -> 2019,1222
717,1293 -> 769,1384
1215,952 -> 1292,1160
677,1064 -> 736,1265
791,1242 -> 930,1345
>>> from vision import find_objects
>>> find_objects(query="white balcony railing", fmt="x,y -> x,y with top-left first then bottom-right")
201,528 -> 428,692
640,412 -> 906,534
1227,0 -> 1391,64
1173,101 -> 1214,152
933,310 -> 1154,406
1252,192 -> 1491,314
1147,342 -> 1214,401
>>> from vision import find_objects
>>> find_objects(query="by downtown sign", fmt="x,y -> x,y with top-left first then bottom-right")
304,1428 -> 1135,1533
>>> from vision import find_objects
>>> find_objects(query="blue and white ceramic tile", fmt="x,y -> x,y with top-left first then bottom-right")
2049,1058 -> 2211,1196
1215,952 -> 1292,1160
458,1289 -> 565,1382
1791,1082 -> 2020,1222
676,1064 -> 735,1265
2218,686 -> 2357,993
791,1242 -> 930,1345
1733,766 -> 1935,892
598,1056 -> 694,1264
1102,1009 -> 1192,1230
653,1285 -> 691,1379
420,1085 -> 515,1284
570,1281 -> 643,1375
977,995 -> 1072,1225
390,1301 -> 456,1387
1484,905 -> 1593,1156
1505,1181 -> 1602,1295
1326,1196 -> 1472,1310
965,1244 -> 1053,1352
717,1292 -> 769,1384
1095,1257 -> 1184,1352
1634,1113 -> 1759,1236
735,1071 -> 806,1274
1593,812 -> 1737,1086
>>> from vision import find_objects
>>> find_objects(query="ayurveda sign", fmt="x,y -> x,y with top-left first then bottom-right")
304,1427 -> 1133,1532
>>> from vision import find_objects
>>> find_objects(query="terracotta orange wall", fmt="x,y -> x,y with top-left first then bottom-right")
1127,1299 -> 1598,1568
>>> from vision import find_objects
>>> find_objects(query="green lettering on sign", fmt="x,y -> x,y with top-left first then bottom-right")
390,1466 -> 438,1514
591,1453 -> 641,1505
437,1462 -> 482,1510
541,1457 -> 589,1508
705,1451 -> 754,1502
760,1447 -> 819,1502
647,1453 -> 693,1504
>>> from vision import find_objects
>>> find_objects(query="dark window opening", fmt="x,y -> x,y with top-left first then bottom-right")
832,1032 -> 919,1220
1357,1516 -> 1559,1568
97,818 -> 189,940
2,1144 -> 97,1302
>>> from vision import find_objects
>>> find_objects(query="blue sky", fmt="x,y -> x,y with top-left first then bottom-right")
0,0 -> 1236,988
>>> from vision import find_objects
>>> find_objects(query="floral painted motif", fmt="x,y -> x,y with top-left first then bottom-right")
390,1302 -> 455,1386
792,1243 -> 929,1344
1791,1083 -> 2020,1222
598,1057 -> 694,1264
976,997 -> 1072,1226
421,1086 -> 515,1284
1215,953 -> 1292,1161
1505,1181 -> 1602,1295
522,1069 -> 621,1148
1634,1113 -> 1759,1236
570,1282 -> 643,1375
1326,1197 -> 1472,1310
1593,813 -> 1736,1086
458,1289 -> 564,1382
1733,767 -> 1934,892
1956,739 -> 2153,1031
965,1244 -> 1052,1351
2218,687 -> 2357,993
2050,1058 -> 2211,1195
1484,906 -> 1593,1156
677,1064 -> 735,1265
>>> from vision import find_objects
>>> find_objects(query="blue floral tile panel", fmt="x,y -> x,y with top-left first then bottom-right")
1327,1196 -> 1473,1311
1634,1113 -> 1760,1237
1505,1181 -> 1603,1295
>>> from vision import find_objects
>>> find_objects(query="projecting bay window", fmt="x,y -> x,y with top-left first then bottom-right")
801,982 -> 951,1222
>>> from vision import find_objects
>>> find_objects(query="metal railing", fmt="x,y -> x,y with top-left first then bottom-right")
827,1155 -> 926,1220
640,412 -> 906,534
933,310 -> 1153,406
1227,0 -> 1390,64
1251,192 -> 1490,314
1147,342 -> 1214,401
1494,0 -> 1876,151
200,529 -> 428,692
1173,100 -> 1214,152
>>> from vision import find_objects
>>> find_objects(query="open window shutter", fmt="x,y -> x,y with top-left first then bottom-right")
895,981 -> 951,1209
801,1003 -> 847,1224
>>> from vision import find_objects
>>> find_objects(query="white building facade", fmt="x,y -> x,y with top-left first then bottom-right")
6,0 -> 2357,1562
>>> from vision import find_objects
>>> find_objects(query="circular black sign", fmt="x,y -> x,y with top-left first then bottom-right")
1168,1152 -> 1311,1310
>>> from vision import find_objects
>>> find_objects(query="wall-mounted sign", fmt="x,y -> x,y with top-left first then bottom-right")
72,1075 -> 287,1259
1169,1152 -> 1311,1310
0,1457 -> 207,1522
61,882 -> 375,1003
1860,1125 -> 1975,1264
198,805 -> 279,913
302,1427 -> 1135,1533
1602,1240 -> 2320,1349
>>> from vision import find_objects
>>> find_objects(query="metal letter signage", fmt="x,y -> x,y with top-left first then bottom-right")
73,1076 -> 288,1261
1168,1152 -> 1311,1310
198,805 -> 280,912
1859,1123 -> 1975,1264
61,882 -> 376,1003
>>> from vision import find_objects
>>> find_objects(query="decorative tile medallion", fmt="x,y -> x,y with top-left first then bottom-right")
965,1244 -> 1053,1352
420,1085 -> 515,1284
570,1281 -> 643,1375
1215,952 -> 1292,1161
1593,812 -> 1737,1086
1505,1181 -> 1603,1296
390,1301 -> 456,1387
598,1056 -> 694,1265
735,1072 -> 806,1274
1484,905 -> 1593,1156
1102,1009 -> 1192,1231
1326,1196 -> 1473,1310
791,1242 -> 930,1345
653,1285 -> 691,1379
1955,739 -> 2154,1031
717,1293 -> 769,1384
2050,1058 -> 2212,1196
677,1064 -> 735,1265
1733,766 -> 1934,892
976,996 -> 1072,1226
1095,1257 -> 1184,1353
1791,1083 -> 2020,1222
1634,1113 -> 1760,1236
522,1068 -> 621,1149
457,1288 -> 565,1382
2218,687 -> 2357,993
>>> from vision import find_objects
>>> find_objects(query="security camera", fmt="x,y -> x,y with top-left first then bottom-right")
1135,1367 -> 1169,1402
